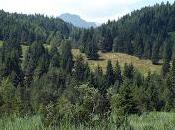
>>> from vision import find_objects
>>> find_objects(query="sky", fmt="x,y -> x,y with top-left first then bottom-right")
0,0 -> 174,23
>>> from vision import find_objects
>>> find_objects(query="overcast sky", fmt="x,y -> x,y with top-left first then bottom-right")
0,0 -> 174,23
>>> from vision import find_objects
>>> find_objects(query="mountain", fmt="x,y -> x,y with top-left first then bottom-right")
59,13 -> 97,28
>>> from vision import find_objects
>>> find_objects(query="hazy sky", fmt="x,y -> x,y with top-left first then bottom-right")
0,0 -> 174,23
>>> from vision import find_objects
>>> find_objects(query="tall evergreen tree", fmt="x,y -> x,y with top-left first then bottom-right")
113,61 -> 122,86
60,40 -> 73,73
123,63 -> 135,80
85,37 -> 99,60
73,55 -> 86,81
106,60 -> 114,87
166,59 -> 175,109
49,46 -> 60,68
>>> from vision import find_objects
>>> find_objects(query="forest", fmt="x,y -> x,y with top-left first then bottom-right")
0,1 -> 175,130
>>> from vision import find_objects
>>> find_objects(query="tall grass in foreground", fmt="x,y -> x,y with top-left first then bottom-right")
0,112 -> 175,130
129,112 -> 175,130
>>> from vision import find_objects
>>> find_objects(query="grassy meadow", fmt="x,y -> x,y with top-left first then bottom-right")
0,40 -> 3,47
0,112 -> 174,130
72,49 -> 162,75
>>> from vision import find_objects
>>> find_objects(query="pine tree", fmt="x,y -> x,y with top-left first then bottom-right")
163,40 -> 172,62
161,40 -> 172,77
100,27 -> 113,52
123,63 -> 135,80
134,34 -> 144,58
60,40 -> 73,73
49,46 -> 60,68
73,55 -> 86,81
118,79 -> 138,114
168,59 -> 175,98
94,65 -> 105,92
113,61 -> 122,86
106,60 -> 114,87
151,39 -> 160,65
85,37 -> 99,60
161,60 -> 170,77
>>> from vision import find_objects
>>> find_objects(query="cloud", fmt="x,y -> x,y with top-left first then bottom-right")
0,0 -> 174,23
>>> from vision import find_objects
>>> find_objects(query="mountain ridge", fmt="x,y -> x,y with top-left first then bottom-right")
59,13 -> 97,28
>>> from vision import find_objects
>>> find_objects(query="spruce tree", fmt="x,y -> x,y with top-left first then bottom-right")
151,39 -> 160,65
94,65 -> 105,92
60,40 -> 73,73
73,55 -> 86,81
49,46 -> 60,68
113,61 -> 122,86
85,37 -> 99,60
161,60 -> 170,77
118,79 -> 138,114
161,40 -> 172,77
163,39 -> 172,62
106,60 -> 114,87
123,63 -> 135,80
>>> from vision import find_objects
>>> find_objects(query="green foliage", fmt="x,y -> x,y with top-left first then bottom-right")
0,78 -> 22,116
0,41 -> 3,47
60,40 -> 73,73
73,55 -> 90,81
113,61 -> 123,89
85,38 -> 99,60
106,60 -> 114,87
123,63 -> 135,80
0,10 -> 72,44
1,2 -> 175,128
110,94 -> 127,128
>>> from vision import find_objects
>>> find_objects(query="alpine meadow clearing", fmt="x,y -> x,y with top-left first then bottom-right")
72,49 -> 162,75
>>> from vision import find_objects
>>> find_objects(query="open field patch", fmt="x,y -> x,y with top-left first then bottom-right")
72,49 -> 162,75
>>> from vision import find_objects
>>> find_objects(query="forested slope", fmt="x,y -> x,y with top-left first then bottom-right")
79,2 -> 175,64
0,10 -> 72,44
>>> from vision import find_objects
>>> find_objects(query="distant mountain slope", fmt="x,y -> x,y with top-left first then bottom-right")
59,13 -> 97,28
0,10 -> 74,44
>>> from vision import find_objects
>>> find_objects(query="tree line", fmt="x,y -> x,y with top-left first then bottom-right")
0,35 -> 175,127
77,2 -> 175,64
1,2 -> 175,64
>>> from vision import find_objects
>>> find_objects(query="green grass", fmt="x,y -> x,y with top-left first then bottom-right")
21,45 -> 29,69
129,112 -> 175,130
0,112 -> 174,130
72,49 -> 162,75
0,40 -> 3,47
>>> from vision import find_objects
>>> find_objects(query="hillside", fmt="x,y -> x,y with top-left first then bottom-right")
59,13 -> 97,28
79,2 -> 175,65
0,10 -> 73,45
